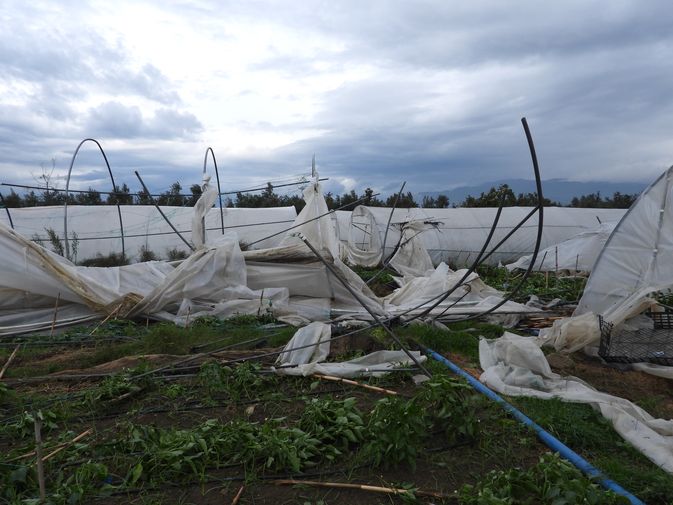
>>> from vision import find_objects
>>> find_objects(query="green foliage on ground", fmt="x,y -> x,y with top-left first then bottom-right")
0,316 -> 295,378
476,265 -> 587,303
458,452 -> 629,505
511,397 -> 673,504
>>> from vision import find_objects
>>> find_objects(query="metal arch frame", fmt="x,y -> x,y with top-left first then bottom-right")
384,117 -> 545,325
403,194 -> 506,323
134,171 -> 195,252
0,193 -> 14,229
63,138 -> 125,260
203,147 -> 225,234
447,117 -> 544,323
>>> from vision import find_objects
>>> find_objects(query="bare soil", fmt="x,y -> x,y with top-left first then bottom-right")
547,351 -> 673,419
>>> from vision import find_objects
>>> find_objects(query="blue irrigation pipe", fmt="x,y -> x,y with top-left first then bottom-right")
423,347 -> 644,505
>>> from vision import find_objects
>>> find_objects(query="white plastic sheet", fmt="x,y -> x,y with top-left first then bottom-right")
0,204 -> 296,262
506,222 -> 616,272
577,167 -> 673,323
274,322 -> 427,377
541,167 -> 673,354
480,332 -> 673,473
342,206 -> 626,268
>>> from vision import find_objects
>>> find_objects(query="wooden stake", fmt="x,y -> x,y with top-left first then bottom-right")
312,374 -> 398,396
271,479 -> 450,499
231,485 -> 244,505
89,302 -> 122,336
34,415 -> 46,501
185,306 -> 192,329
49,293 -> 60,337
0,344 -> 20,379
555,246 -> 559,274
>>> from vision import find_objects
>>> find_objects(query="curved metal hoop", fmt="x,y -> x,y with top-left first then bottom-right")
0,193 -> 14,229
63,138 -> 125,260
203,147 -> 225,234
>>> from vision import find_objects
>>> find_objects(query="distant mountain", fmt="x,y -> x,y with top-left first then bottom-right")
418,178 -> 648,206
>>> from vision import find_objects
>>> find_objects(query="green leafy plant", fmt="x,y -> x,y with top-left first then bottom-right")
415,375 -> 481,443
361,397 -> 426,470
198,361 -> 269,400
458,452 -> 629,505
299,397 -> 365,461
7,409 -> 61,439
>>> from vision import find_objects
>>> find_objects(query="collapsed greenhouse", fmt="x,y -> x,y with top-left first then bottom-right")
1,136 -> 673,503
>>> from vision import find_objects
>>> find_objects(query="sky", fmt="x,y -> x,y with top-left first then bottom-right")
1,0 -> 673,198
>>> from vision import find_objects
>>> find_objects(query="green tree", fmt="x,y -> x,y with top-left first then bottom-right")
75,187 -> 102,205
386,191 -> 416,208
462,184 -> 517,207
2,190 -> 23,208
107,184 -> 133,205
187,184 -> 203,206
157,182 -> 185,206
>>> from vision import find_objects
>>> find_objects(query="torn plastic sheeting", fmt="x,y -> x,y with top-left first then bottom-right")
345,206 -> 382,268
278,178 -> 340,261
191,178 -> 219,248
387,220 -> 434,280
383,262 -> 501,308
0,222 -> 308,333
274,322 -> 426,378
245,261 -> 333,299
479,332 -> 673,474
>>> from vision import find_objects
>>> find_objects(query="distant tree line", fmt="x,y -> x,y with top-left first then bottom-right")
1,181 -> 639,212
1,182 -> 205,208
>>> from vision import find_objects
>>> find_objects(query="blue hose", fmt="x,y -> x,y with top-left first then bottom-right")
423,347 -> 644,505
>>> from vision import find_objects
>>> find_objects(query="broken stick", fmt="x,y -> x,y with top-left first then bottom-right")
272,479 -> 450,499
0,344 -> 20,379
312,374 -> 398,396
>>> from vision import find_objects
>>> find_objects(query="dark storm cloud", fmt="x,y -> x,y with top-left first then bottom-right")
242,1 -> 673,192
2,0 -> 673,197
84,102 -> 202,139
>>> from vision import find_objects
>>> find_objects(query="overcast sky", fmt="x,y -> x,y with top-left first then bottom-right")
1,0 -> 672,198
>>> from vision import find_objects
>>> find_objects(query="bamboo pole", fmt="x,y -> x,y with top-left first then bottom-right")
231,485 -> 244,505
185,306 -> 192,329
49,293 -> 60,337
7,428 -> 94,463
89,302 -> 122,336
271,479 -> 451,499
43,428 -> 94,462
0,344 -> 20,379
312,374 -> 398,396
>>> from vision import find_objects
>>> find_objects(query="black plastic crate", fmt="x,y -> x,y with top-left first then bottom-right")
598,314 -> 673,366
651,310 -> 673,329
